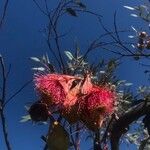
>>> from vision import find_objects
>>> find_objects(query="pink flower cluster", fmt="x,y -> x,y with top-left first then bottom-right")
33,73 -> 116,131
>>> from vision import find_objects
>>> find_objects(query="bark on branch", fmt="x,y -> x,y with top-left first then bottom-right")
110,99 -> 150,150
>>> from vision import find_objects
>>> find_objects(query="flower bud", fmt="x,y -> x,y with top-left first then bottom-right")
139,31 -> 147,38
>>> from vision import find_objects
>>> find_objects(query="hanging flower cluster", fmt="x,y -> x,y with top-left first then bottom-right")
29,73 -> 116,131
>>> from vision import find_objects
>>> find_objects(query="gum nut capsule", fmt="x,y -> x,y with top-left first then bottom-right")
137,43 -> 145,50
29,102 -> 50,122
146,40 -> 150,49
139,31 -> 147,38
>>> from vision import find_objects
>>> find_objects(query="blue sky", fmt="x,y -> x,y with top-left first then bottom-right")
0,0 -> 149,149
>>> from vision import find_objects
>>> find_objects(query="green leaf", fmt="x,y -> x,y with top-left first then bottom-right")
66,8 -> 77,17
139,137 -> 150,150
124,83 -> 133,86
124,6 -> 135,11
32,67 -> 45,71
47,122 -> 69,150
30,57 -> 40,62
130,14 -> 139,17
20,115 -> 31,123
64,51 -> 74,60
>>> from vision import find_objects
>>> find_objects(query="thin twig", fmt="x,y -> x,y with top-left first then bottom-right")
0,110 -> 11,150
75,123 -> 80,150
32,0 -> 48,16
70,126 -> 78,150
3,80 -> 32,108
0,0 -> 9,28
0,56 -> 11,150
0,56 -> 6,102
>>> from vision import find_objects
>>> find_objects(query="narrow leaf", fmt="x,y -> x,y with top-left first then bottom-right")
64,51 -> 74,60
30,57 -> 40,62
66,8 -> 77,17
128,35 -> 135,38
131,26 -> 138,33
130,14 -> 139,17
32,67 -> 45,71
20,115 -> 31,122
125,83 -> 133,86
124,6 -> 135,10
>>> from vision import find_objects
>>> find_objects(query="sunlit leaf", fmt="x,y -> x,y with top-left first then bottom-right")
100,71 -> 105,74
124,83 -> 133,86
128,35 -> 135,38
30,57 -> 40,62
20,115 -> 31,123
131,26 -> 138,33
32,67 -> 45,71
130,14 -> 139,17
124,6 -> 135,10
131,44 -> 136,48
64,51 -> 74,60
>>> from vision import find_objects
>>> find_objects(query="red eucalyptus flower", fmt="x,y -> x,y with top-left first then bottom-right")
79,74 -> 116,130
80,74 -> 115,113
34,74 -> 66,106
34,74 -> 81,107
33,73 -> 116,128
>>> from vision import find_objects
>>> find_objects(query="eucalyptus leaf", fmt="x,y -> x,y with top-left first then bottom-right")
131,14 -> 139,17
66,8 -> 77,17
125,83 -> 133,86
30,57 -> 40,62
32,67 -> 45,71
128,35 -> 135,38
64,51 -> 74,60
131,26 -> 138,33
47,122 -> 69,150
20,115 -> 31,123
124,6 -> 135,11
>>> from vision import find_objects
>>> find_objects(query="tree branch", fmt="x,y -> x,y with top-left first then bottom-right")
110,99 -> 150,150
3,79 -> 32,108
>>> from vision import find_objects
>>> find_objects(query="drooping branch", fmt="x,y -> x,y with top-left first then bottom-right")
110,99 -> 150,150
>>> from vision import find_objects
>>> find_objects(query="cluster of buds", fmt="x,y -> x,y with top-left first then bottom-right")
137,31 -> 150,50
29,73 -> 117,131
